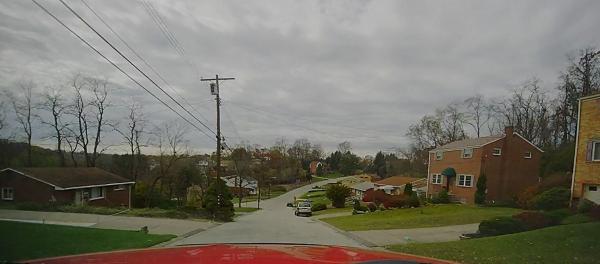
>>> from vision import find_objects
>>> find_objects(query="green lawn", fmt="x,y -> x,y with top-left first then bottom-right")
387,222 -> 600,264
234,207 -> 260,213
319,172 -> 344,179
321,204 -> 521,231
300,190 -> 330,205
0,221 -> 176,262
312,207 -> 353,216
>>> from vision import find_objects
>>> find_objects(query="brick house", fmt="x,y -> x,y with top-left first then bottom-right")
426,127 -> 543,204
309,161 -> 323,175
0,167 -> 134,208
571,93 -> 600,204
373,176 -> 423,195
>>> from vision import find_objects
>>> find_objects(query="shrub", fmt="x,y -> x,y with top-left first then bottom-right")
589,204 -> 600,220
403,183 -> 413,196
515,186 -> 537,209
383,196 -> 406,209
530,187 -> 570,210
512,211 -> 553,230
367,202 -> 377,212
431,189 -> 450,204
408,193 -> 420,208
474,174 -> 487,204
203,178 -> 234,221
577,199 -> 594,213
515,173 -> 571,209
311,203 -> 327,211
326,184 -> 352,208
16,202 -> 60,211
362,189 -> 390,206
544,209 -> 572,224
478,217 -> 526,236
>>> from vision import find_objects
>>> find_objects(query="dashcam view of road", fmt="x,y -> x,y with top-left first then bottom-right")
0,1 -> 599,263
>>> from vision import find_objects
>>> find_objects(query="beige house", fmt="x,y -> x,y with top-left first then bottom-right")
571,93 -> 600,204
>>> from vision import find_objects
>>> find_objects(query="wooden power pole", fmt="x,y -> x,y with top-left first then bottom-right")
201,75 -> 234,180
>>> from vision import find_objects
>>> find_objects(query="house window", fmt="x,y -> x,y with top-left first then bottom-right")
1,187 -> 14,200
589,186 -> 598,192
524,152 -> 532,159
457,175 -> 473,187
492,148 -> 502,156
435,151 -> 443,160
90,187 -> 104,200
431,174 -> 442,184
462,148 -> 473,159
114,185 -> 125,191
593,142 -> 600,161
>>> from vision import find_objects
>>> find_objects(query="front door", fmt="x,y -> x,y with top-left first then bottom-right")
583,184 -> 600,204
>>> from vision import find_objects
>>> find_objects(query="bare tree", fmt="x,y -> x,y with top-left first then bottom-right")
146,122 -> 188,207
337,141 -> 352,153
64,127 -> 80,167
5,81 -> 35,166
39,89 -> 69,166
69,75 -> 111,167
230,146 -> 253,208
464,95 -> 490,138
568,47 -> 600,96
115,102 -> 145,181
437,104 -> 467,142
0,101 -> 6,133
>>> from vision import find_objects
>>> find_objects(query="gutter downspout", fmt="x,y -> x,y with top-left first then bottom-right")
128,184 -> 132,209
426,152 -> 431,198
570,98 -> 583,207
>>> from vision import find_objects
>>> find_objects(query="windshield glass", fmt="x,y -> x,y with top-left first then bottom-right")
1,1 -> 598,263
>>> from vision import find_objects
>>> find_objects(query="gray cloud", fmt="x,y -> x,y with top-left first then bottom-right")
1,0 -> 599,156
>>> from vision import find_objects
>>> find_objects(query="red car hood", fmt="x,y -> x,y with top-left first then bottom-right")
23,244 -> 455,264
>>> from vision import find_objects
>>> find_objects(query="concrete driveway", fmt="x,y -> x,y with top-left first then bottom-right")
0,209 -> 214,236
172,177 -> 365,247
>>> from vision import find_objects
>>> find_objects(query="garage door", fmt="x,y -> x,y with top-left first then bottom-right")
583,185 -> 600,204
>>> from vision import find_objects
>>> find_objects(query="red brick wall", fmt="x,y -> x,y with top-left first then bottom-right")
428,147 -> 483,204
0,170 -> 56,204
86,185 -> 130,207
493,133 -> 541,201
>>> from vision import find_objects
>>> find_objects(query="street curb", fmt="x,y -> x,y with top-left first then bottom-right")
154,222 -> 221,248
314,218 -> 378,248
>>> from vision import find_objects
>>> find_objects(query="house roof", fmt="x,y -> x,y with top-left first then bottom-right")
223,175 -> 257,189
351,181 -> 375,191
432,136 -> 503,151
374,176 -> 421,187
2,167 -> 134,190
579,92 -> 600,101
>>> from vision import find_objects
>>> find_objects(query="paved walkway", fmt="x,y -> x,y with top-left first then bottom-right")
348,223 -> 479,246
0,209 -> 214,236
171,176 -> 365,247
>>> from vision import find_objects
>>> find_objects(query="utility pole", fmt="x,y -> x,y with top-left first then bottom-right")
201,75 -> 234,180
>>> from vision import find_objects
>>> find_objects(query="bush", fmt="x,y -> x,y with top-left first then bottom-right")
589,204 -> 600,220
311,203 -> 327,211
362,189 -> 390,206
474,174 -> 487,204
577,199 -> 594,213
544,209 -> 572,224
403,183 -> 413,196
16,202 -> 60,211
431,189 -> 450,204
512,211 -> 553,230
383,196 -> 406,209
515,174 -> 571,209
478,216 -> 526,236
203,178 -> 234,221
367,202 -> 377,212
408,193 -> 420,208
326,184 -> 352,208
530,187 -> 570,210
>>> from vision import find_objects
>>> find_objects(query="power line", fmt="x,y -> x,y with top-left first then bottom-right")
80,0 -> 213,128
57,0 -> 217,136
31,0 -> 215,143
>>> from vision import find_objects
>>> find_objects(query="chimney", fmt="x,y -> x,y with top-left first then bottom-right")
504,126 -> 514,136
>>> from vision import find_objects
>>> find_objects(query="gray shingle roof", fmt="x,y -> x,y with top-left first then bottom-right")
432,136 -> 503,151
6,167 -> 133,189
351,181 -> 375,191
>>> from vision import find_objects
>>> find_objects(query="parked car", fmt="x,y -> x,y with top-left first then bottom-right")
295,201 -> 312,216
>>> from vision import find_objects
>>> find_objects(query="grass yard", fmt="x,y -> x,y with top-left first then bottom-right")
319,172 -> 344,179
312,207 -> 353,216
0,220 -> 175,262
321,204 -> 521,231
234,207 -> 260,213
300,190 -> 330,205
387,222 -> 600,264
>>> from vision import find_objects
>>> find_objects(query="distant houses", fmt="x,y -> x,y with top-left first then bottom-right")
0,167 -> 134,208
427,126 -> 543,204
571,93 -> 600,205
348,174 -> 424,199
223,175 -> 258,196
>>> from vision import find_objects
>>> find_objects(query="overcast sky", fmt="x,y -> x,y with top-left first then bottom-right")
1,0 -> 599,156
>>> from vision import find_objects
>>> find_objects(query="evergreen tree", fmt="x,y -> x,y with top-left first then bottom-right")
404,183 -> 413,196
373,151 -> 386,178
203,178 -> 234,221
475,174 -> 487,204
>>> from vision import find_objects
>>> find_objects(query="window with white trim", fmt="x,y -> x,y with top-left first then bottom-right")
1,187 -> 14,200
593,142 -> 600,161
462,148 -> 473,159
435,151 -> 443,160
457,175 -> 473,187
431,174 -> 442,184
90,187 -> 104,199
524,152 -> 532,159
492,148 -> 502,156
114,184 -> 125,191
